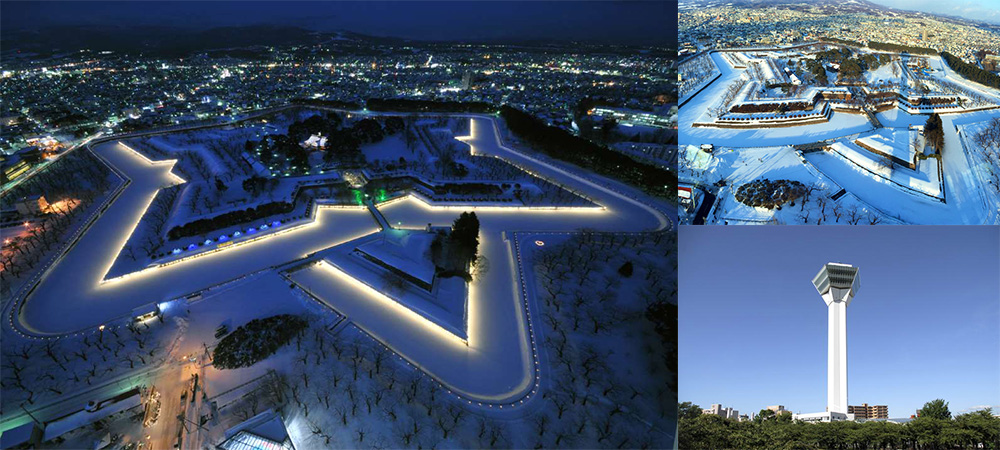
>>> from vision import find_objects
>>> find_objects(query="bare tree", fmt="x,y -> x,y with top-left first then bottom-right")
394,422 -> 415,445
533,413 -> 550,438
846,205 -> 864,225
435,414 -> 455,439
831,202 -> 844,223
355,426 -> 369,445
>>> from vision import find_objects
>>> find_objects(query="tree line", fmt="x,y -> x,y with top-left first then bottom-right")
365,98 -> 496,113
810,48 -> 891,82
289,98 -> 363,110
941,52 -> 1000,89
679,399 -> 1000,450
818,37 -> 936,55
2,313 -> 169,414
868,41 -> 937,55
499,105 -> 676,199
820,37 -> 864,48
167,201 -> 293,240
213,314 -> 308,370
259,112 -> 403,167
730,99 -> 818,114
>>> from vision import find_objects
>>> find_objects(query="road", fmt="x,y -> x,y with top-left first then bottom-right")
0,363 -> 165,436
145,357 -> 203,450
693,190 -> 717,225
0,133 -> 104,195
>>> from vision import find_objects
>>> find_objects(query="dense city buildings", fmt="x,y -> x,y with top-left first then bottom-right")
679,0 -> 1000,62
1,39 -> 676,176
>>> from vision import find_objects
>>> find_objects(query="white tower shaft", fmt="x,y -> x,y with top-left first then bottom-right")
813,262 -> 859,418
826,299 -> 848,414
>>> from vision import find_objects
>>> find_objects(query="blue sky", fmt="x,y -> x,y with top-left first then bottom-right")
679,226 -> 1000,419
869,0 -> 1000,24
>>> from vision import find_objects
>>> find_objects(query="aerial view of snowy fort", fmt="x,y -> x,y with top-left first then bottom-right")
0,106 -> 675,448
678,41 -> 1000,225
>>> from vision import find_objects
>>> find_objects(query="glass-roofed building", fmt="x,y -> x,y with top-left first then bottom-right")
217,409 -> 294,450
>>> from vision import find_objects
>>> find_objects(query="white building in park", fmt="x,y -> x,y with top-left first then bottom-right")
703,403 -> 741,420
794,263 -> 861,423
302,134 -> 327,149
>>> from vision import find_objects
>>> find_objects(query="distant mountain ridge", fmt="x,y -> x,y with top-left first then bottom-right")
1,24 -> 670,57
684,0 -> 1000,27
0,25 -> 332,55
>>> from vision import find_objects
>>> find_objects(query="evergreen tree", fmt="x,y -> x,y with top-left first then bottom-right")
918,399 -> 952,420
618,261 -> 634,277
448,212 -> 480,270
924,113 -> 945,153
942,52 -> 1000,89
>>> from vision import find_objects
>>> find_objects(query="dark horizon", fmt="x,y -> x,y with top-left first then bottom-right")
1,1 -> 677,47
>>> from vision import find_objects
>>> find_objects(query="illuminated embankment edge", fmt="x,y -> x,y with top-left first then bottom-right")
8,112 -> 673,411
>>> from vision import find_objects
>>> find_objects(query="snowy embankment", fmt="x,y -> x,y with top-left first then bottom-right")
687,110 -> 872,147
956,120 -> 1000,224
680,53 -> 871,147
933,55 -> 1000,106
17,139 -> 379,335
311,229 -> 469,340
12,114 -> 671,431
823,139 -> 942,200
854,128 -> 915,164
697,146 -> 895,225
679,52 -> 722,105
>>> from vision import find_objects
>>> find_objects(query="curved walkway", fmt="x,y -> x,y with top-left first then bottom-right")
8,115 -> 671,408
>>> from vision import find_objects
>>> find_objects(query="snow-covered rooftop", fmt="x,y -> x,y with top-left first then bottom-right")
355,229 -> 436,285
684,145 -> 713,171
854,129 -> 916,163
303,134 -> 327,148
219,409 -> 293,450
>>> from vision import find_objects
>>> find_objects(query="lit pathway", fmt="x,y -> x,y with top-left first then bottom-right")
287,118 -> 668,406
15,143 -> 379,335
12,117 -> 670,407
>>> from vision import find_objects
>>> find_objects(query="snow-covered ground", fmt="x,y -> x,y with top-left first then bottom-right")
4,112 -> 672,449
680,52 -> 722,103
311,228 -> 470,339
14,140 -> 378,335
680,48 -> 1000,224
686,146 -> 886,224
91,110 -> 597,287
818,137 -> 942,200
864,59 -> 906,87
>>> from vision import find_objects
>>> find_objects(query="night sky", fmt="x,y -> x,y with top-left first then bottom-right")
1,1 -> 676,46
